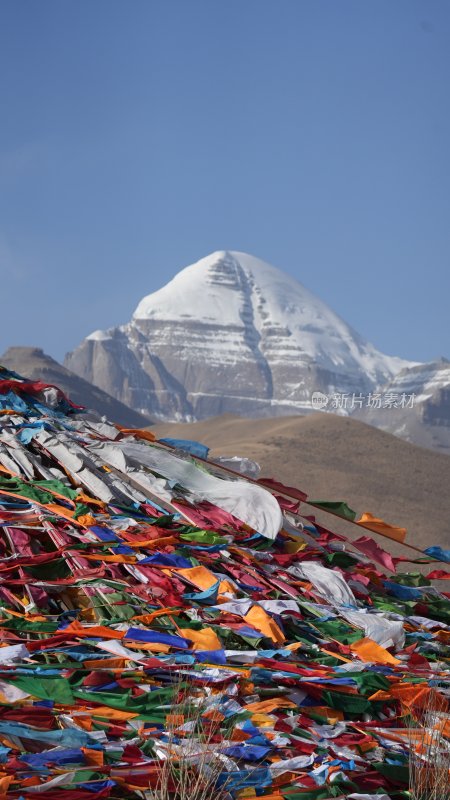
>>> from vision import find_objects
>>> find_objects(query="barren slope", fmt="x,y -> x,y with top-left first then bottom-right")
1,347 -> 152,428
153,413 -> 450,553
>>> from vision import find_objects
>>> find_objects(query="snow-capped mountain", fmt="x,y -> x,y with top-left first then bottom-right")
353,359 -> 450,455
65,250 -> 414,422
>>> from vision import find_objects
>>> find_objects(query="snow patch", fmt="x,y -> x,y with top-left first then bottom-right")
87,330 -> 112,342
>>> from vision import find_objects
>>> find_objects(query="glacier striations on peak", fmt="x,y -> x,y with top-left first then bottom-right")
65,250 -> 415,421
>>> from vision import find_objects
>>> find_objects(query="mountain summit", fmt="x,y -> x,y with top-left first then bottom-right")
65,250 -> 412,420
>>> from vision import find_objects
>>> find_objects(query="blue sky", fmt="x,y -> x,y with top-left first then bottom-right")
0,0 -> 449,363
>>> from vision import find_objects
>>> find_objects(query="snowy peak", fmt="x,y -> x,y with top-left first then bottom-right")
132,250 -> 410,381
133,251 -> 257,324
66,250 -> 416,423
133,249 -> 345,328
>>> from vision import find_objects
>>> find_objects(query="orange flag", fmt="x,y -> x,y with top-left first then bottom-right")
244,605 -> 285,645
179,626 -> 222,651
61,621 -> 125,639
176,565 -> 218,590
244,697 -> 296,713
350,636 -> 401,666
116,427 -> 155,442
356,512 -> 406,543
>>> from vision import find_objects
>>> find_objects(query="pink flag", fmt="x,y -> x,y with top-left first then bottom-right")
353,535 -> 396,573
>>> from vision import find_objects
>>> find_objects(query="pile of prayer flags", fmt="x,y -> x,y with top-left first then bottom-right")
0,363 -> 448,799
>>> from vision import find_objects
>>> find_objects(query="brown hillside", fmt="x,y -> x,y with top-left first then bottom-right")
153,413 -> 450,555
1,347 -> 152,429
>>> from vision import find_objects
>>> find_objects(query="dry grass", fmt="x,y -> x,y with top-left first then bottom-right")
148,674 -> 234,800
404,687 -> 450,800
